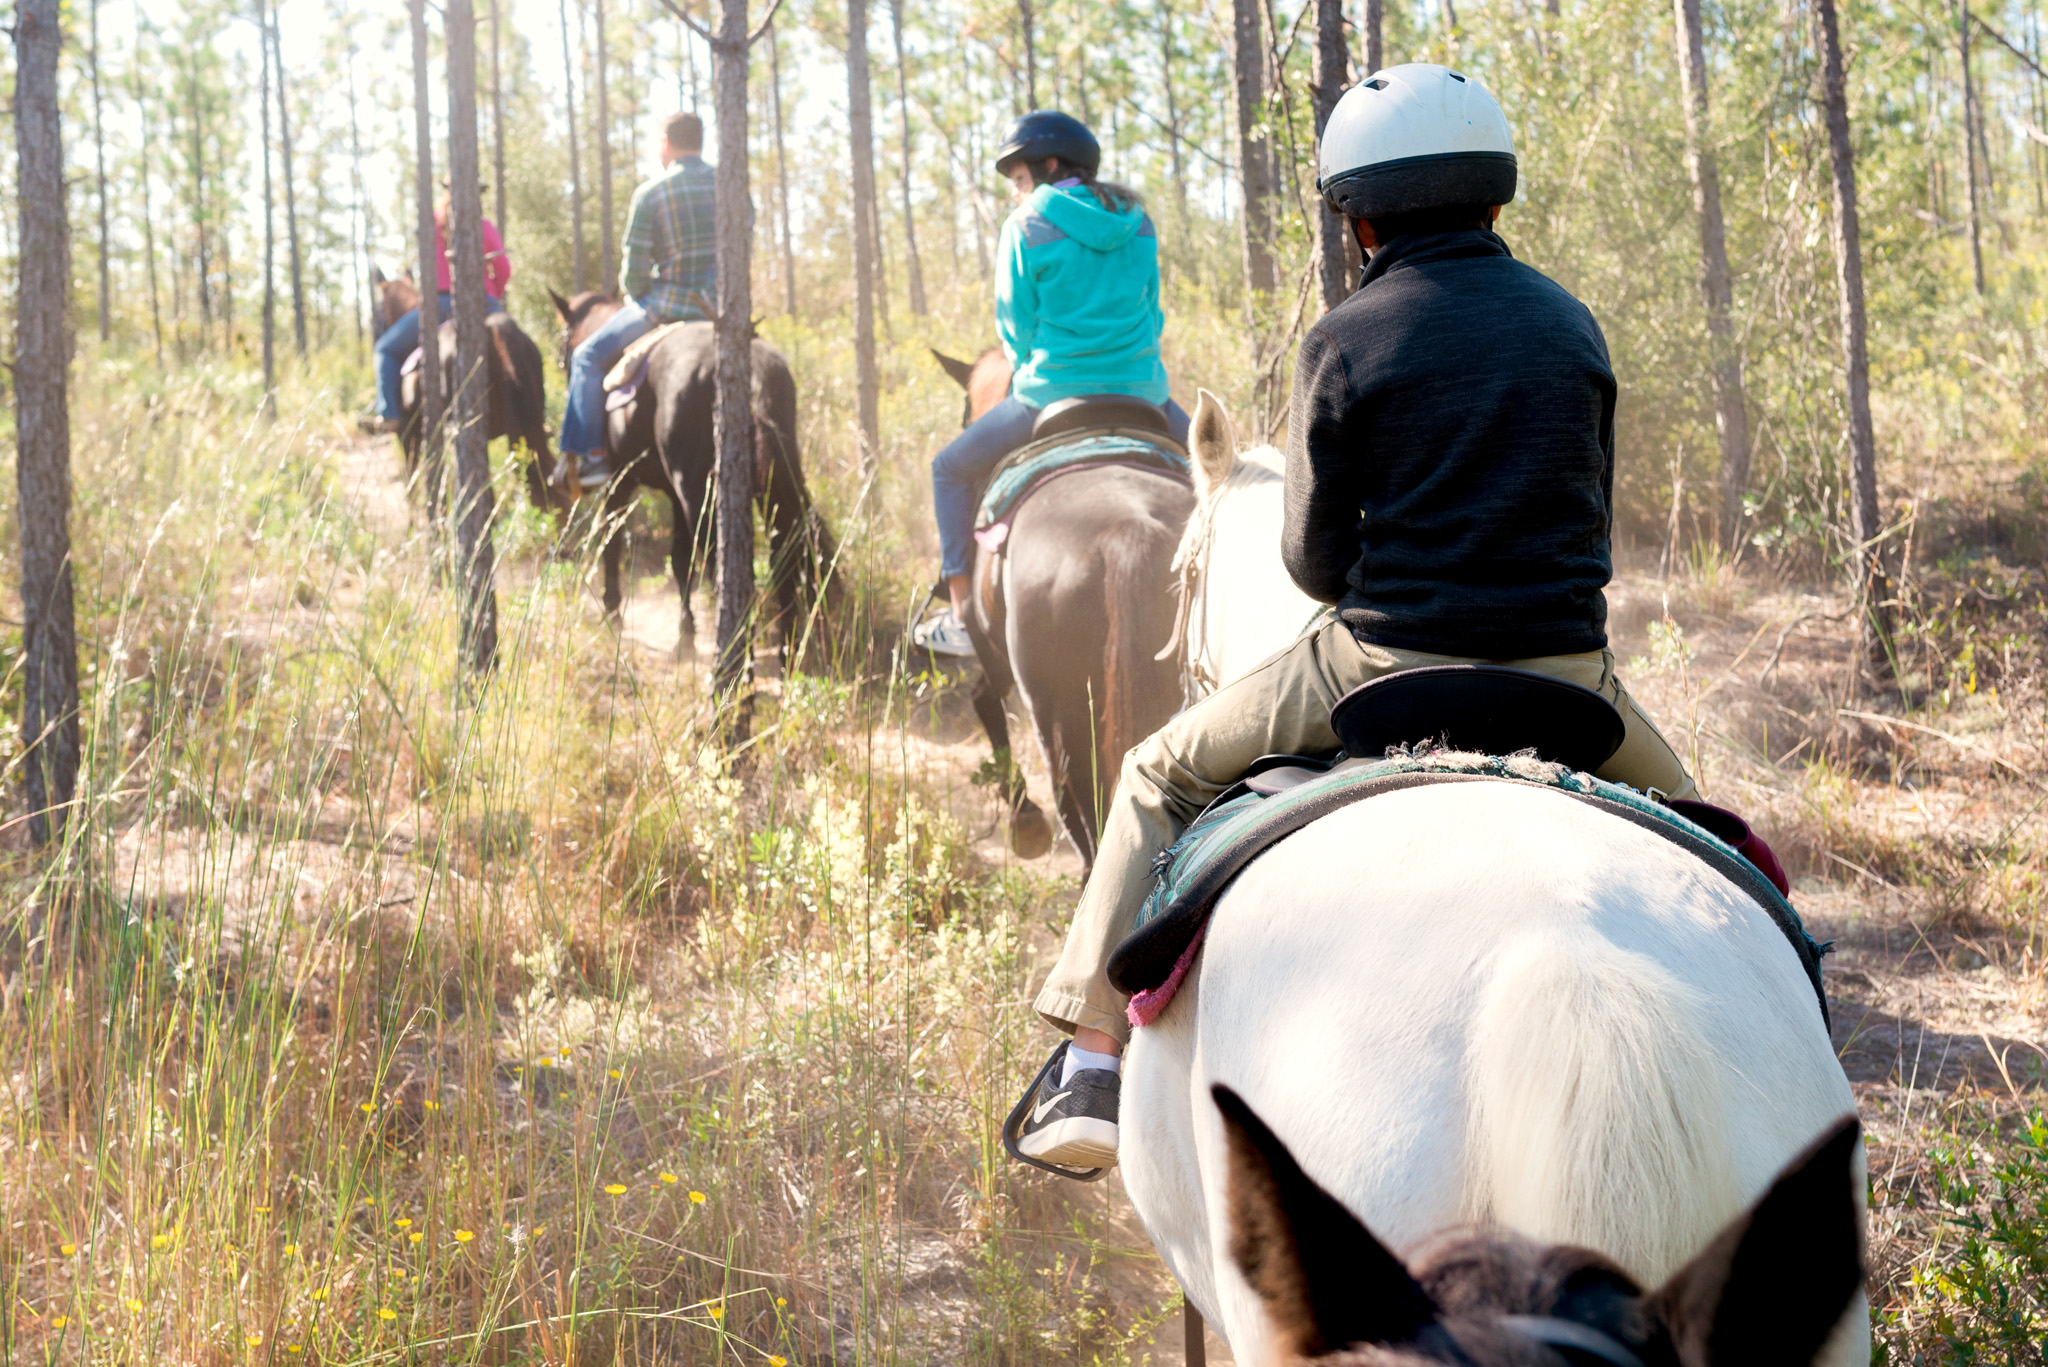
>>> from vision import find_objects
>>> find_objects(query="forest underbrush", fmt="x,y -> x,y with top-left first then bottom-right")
0,350 -> 2041,1366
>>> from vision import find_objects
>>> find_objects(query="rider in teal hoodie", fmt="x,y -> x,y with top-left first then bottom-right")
913,112 -> 1189,658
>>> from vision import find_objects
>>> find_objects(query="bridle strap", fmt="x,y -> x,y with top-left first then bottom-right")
1497,1316 -> 1650,1367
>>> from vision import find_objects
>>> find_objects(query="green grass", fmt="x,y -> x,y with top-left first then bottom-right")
0,349 -> 1168,1366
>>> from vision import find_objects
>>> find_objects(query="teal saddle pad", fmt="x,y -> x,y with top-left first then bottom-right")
976,432 -> 1189,531
1106,749 -> 1830,1027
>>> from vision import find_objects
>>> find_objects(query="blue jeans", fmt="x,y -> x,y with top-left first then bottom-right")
560,299 -> 653,457
932,395 -> 1190,580
374,293 -> 502,419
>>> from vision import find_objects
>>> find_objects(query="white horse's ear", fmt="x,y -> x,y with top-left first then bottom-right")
1647,1116 -> 1863,1367
1189,389 -> 1239,499
1214,1084 -> 1439,1358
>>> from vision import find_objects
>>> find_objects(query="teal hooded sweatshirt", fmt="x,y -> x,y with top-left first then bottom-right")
996,182 -> 1170,408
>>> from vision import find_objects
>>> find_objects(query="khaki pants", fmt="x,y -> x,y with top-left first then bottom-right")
1032,618 -> 1699,1045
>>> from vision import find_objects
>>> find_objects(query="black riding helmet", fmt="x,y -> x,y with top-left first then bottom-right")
994,110 -> 1100,177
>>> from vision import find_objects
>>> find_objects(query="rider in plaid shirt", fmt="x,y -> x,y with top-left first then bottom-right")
561,110 -> 716,488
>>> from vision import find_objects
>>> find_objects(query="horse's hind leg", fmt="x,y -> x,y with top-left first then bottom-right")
668,483 -> 696,659
600,478 -> 634,620
969,660 -> 1054,860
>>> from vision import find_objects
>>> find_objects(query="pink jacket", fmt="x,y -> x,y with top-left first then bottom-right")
434,217 -> 511,298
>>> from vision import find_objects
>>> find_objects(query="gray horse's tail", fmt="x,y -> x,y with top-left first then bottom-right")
1098,516 -> 1181,804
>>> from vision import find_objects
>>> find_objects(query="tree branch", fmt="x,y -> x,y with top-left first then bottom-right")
1971,9 -> 2048,83
655,0 -> 783,48
654,0 -> 713,44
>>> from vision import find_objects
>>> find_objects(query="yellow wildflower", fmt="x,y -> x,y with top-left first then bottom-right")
559,1044 -> 571,1055
769,1357 -> 788,1366
51,1317 -> 69,1329
59,1243 -> 76,1256
604,1184 -> 628,1196
394,1218 -> 412,1229
659,1172 -> 678,1185
775,1298 -> 787,1307
126,1299 -> 145,1312
288,1346 -> 303,1354
422,1100 -> 439,1111
311,1289 -> 328,1302
284,1243 -> 299,1255
689,1191 -> 707,1204
537,1057 -> 552,1068
408,1233 -> 423,1244
607,1069 -> 622,1079
246,1333 -> 264,1346
379,1307 -> 397,1321
361,1197 -> 376,1207
359,1102 -> 374,1113
150,1234 -> 169,1248
706,1301 -> 724,1321
254,1206 -> 270,1214
454,1229 -> 475,1243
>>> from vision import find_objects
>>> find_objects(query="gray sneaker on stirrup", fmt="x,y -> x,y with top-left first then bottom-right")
1009,1041 -> 1120,1173
911,607 -> 977,659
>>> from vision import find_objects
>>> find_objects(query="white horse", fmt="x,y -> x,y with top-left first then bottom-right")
1121,391 -> 1865,1365
1166,400 -> 1321,699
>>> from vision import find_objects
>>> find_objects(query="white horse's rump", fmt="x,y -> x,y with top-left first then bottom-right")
1121,779 -> 1863,1367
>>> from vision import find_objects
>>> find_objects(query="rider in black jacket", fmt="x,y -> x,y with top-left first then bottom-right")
1008,65 -> 1703,1175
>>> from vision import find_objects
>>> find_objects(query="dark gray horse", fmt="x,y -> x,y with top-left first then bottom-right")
550,290 -> 837,655
934,349 -> 1192,868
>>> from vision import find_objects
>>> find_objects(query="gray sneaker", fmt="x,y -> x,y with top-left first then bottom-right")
911,607 -> 976,658
1009,1042 -> 1119,1172
577,452 -> 614,489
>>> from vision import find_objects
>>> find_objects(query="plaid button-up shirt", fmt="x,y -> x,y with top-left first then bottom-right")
620,155 -> 716,323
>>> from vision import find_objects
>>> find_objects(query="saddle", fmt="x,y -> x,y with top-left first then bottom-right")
973,430 -> 1189,556
1108,667 -> 1828,1029
601,320 -> 697,411
1031,393 -> 1174,442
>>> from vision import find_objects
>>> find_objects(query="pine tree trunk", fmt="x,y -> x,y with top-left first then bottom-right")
1959,0 -> 1986,293
1232,0 -> 1276,292
1812,0 -> 1889,668
271,1 -> 306,357
1366,0 -> 1383,71
1673,0 -> 1752,549
890,0 -> 927,315
1158,0 -> 1186,211
14,0 -> 81,844
491,0 -> 508,232
1312,0 -> 1348,312
258,0 -> 276,411
411,0 -> 446,507
596,0 -> 615,289
347,50 -> 366,355
90,0 -> 110,343
711,0 -> 756,695
770,21 -> 797,314
191,54 -> 213,332
848,0 -> 881,464
1019,0 -> 1038,106
446,0 -> 501,673
560,0 -> 586,292
134,47 -> 164,357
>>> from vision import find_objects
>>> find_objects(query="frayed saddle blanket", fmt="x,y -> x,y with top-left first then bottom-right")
1108,747 -> 1830,1030
602,320 -> 697,411
972,433 -> 1188,555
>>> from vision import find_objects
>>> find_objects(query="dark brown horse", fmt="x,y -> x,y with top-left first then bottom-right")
932,348 -> 1191,867
549,289 -> 837,654
371,266 -> 563,513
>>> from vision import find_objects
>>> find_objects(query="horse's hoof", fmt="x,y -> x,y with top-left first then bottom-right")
1006,803 -> 1054,860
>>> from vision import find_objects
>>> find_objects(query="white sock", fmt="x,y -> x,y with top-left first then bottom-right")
1063,1044 -> 1122,1084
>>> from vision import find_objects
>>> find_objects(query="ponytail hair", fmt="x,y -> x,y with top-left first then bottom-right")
1087,178 -> 1143,214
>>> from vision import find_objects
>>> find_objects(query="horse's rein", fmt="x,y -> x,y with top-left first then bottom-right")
1156,489 -> 1221,710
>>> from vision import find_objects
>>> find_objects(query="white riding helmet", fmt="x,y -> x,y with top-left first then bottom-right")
1317,63 -> 1517,219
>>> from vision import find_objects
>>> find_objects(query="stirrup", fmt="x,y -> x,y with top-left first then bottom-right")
1001,1044 -> 1110,1182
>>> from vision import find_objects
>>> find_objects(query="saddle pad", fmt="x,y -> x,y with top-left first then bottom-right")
602,320 -> 694,393
1107,748 -> 1829,1029
975,433 -> 1189,532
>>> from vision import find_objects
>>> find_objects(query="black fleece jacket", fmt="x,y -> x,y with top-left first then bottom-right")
1282,229 -> 1617,657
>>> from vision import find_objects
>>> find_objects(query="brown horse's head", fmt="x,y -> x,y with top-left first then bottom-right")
1212,1084 -> 1863,1367
371,267 -> 421,340
549,288 -> 624,374
932,348 -> 1013,427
